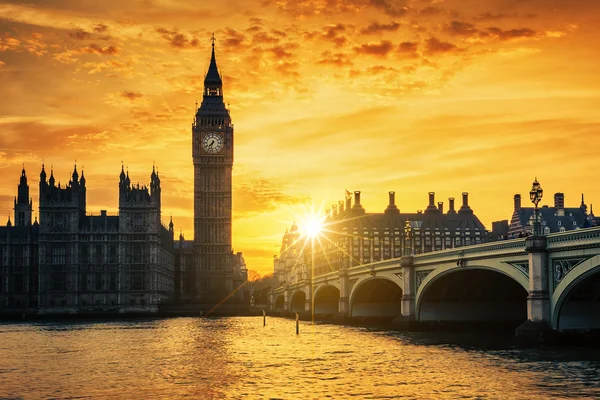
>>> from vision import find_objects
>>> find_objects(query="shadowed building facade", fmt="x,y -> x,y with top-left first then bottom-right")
501,192 -> 597,238
0,165 -> 175,314
274,190 -> 488,288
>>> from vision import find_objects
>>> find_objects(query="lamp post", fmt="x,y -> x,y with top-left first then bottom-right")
404,220 -> 413,256
529,177 -> 544,236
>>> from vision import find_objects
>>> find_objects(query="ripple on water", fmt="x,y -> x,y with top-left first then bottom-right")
0,317 -> 600,399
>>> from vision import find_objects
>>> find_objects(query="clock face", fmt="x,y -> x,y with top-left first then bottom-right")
201,132 -> 224,154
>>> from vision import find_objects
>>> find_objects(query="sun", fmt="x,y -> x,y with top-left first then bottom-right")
303,216 -> 323,238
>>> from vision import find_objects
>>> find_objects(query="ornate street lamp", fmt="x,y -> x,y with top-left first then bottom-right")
529,177 -> 544,236
404,220 -> 413,256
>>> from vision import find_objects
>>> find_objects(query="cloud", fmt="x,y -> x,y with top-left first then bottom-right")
445,21 -> 539,43
68,29 -> 92,40
233,175 -> 309,218
105,91 -> 149,107
94,24 -> 109,33
156,27 -> 199,49
360,21 -> 400,35
487,27 -> 536,41
321,24 -> 348,46
425,37 -> 460,55
445,21 -> 479,37
369,0 -> 411,17
317,51 -> 352,67
222,28 -> 246,49
475,12 -> 518,21
354,40 -> 394,56
397,41 -> 419,58
0,36 -> 20,52
269,45 -> 294,58
81,44 -> 119,55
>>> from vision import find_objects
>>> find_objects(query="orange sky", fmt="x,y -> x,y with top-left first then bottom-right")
1,0 -> 600,275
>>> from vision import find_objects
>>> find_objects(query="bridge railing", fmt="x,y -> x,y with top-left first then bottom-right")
546,226 -> 600,247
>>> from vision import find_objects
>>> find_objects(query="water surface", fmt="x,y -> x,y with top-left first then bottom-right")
1,317 -> 599,399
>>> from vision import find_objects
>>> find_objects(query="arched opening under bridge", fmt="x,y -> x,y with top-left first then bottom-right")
314,286 -> 340,315
418,269 -> 527,323
290,291 -> 306,313
351,278 -> 402,317
557,268 -> 600,331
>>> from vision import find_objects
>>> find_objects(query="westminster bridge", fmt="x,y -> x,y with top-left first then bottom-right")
270,227 -> 600,332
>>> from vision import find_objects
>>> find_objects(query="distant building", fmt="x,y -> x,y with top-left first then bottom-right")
0,165 -> 175,314
503,193 -> 596,238
274,191 -> 488,286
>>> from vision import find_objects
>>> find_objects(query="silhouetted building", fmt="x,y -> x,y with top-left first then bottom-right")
174,39 -> 247,305
0,165 -> 175,314
274,191 -> 488,285
0,167 -> 38,310
505,192 -> 596,237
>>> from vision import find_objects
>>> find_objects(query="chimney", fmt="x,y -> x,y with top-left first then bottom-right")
426,192 -> 438,213
101,210 -> 107,217
514,194 -> 521,211
448,197 -> 456,214
353,191 -> 365,213
553,193 -> 564,209
332,205 -> 337,217
338,200 -> 344,214
385,191 -> 399,214
459,192 -> 472,214
438,202 -> 444,213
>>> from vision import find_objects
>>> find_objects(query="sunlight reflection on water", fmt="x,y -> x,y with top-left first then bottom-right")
0,317 -> 599,399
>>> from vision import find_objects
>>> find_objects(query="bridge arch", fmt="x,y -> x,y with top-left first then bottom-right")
274,294 -> 285,312
349,274 -> 403,318
289,289 -> 307,313
416,261 -> 528,323
313,284 -> 340,315
552,254 -> 600,331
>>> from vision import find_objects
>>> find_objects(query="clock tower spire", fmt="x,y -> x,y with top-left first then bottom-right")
192,36 -> 235,303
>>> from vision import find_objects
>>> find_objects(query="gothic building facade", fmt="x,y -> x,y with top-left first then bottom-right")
0,42 -> 247,315
0,165 -> 175,314
274,191 -> 488,288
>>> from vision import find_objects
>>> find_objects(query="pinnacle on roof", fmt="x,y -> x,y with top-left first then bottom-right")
204,33 -> 222,86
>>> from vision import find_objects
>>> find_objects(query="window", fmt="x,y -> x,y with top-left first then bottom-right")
52,246 -> 66,264
558,221 -> 561,226
0,275 -> 2,292
95,272 -> 102,291
51,273 -> 66,291
131,273 -> 144,291
81,274 -> 87,291
110,272 -> 117,290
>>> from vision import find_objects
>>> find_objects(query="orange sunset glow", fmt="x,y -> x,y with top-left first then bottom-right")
1,0 -> 600,275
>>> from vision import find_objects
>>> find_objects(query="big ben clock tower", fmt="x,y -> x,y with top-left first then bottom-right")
192,37 -> 234,302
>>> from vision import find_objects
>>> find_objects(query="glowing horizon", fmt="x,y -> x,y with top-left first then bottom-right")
2,0 -> 600,275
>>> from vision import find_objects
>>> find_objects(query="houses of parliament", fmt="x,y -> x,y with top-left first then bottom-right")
0,43 -> 247,314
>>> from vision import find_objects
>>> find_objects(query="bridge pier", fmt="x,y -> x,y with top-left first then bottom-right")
393,255 -> 417,329
305,283 -> 312,313
516,236 -> 554,341
338,268 -> 349,317
283,287 -> 289,312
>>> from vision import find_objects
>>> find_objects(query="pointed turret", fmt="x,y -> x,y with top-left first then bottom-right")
40,163 -> 47,183
204,33 -> 222,89
72,163 -> 79,183
80,168 -> 86,186
6,216 -> 11,227
49,167 -> 55,187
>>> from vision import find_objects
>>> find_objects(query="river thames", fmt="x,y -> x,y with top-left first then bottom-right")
1,317 -> 600,399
